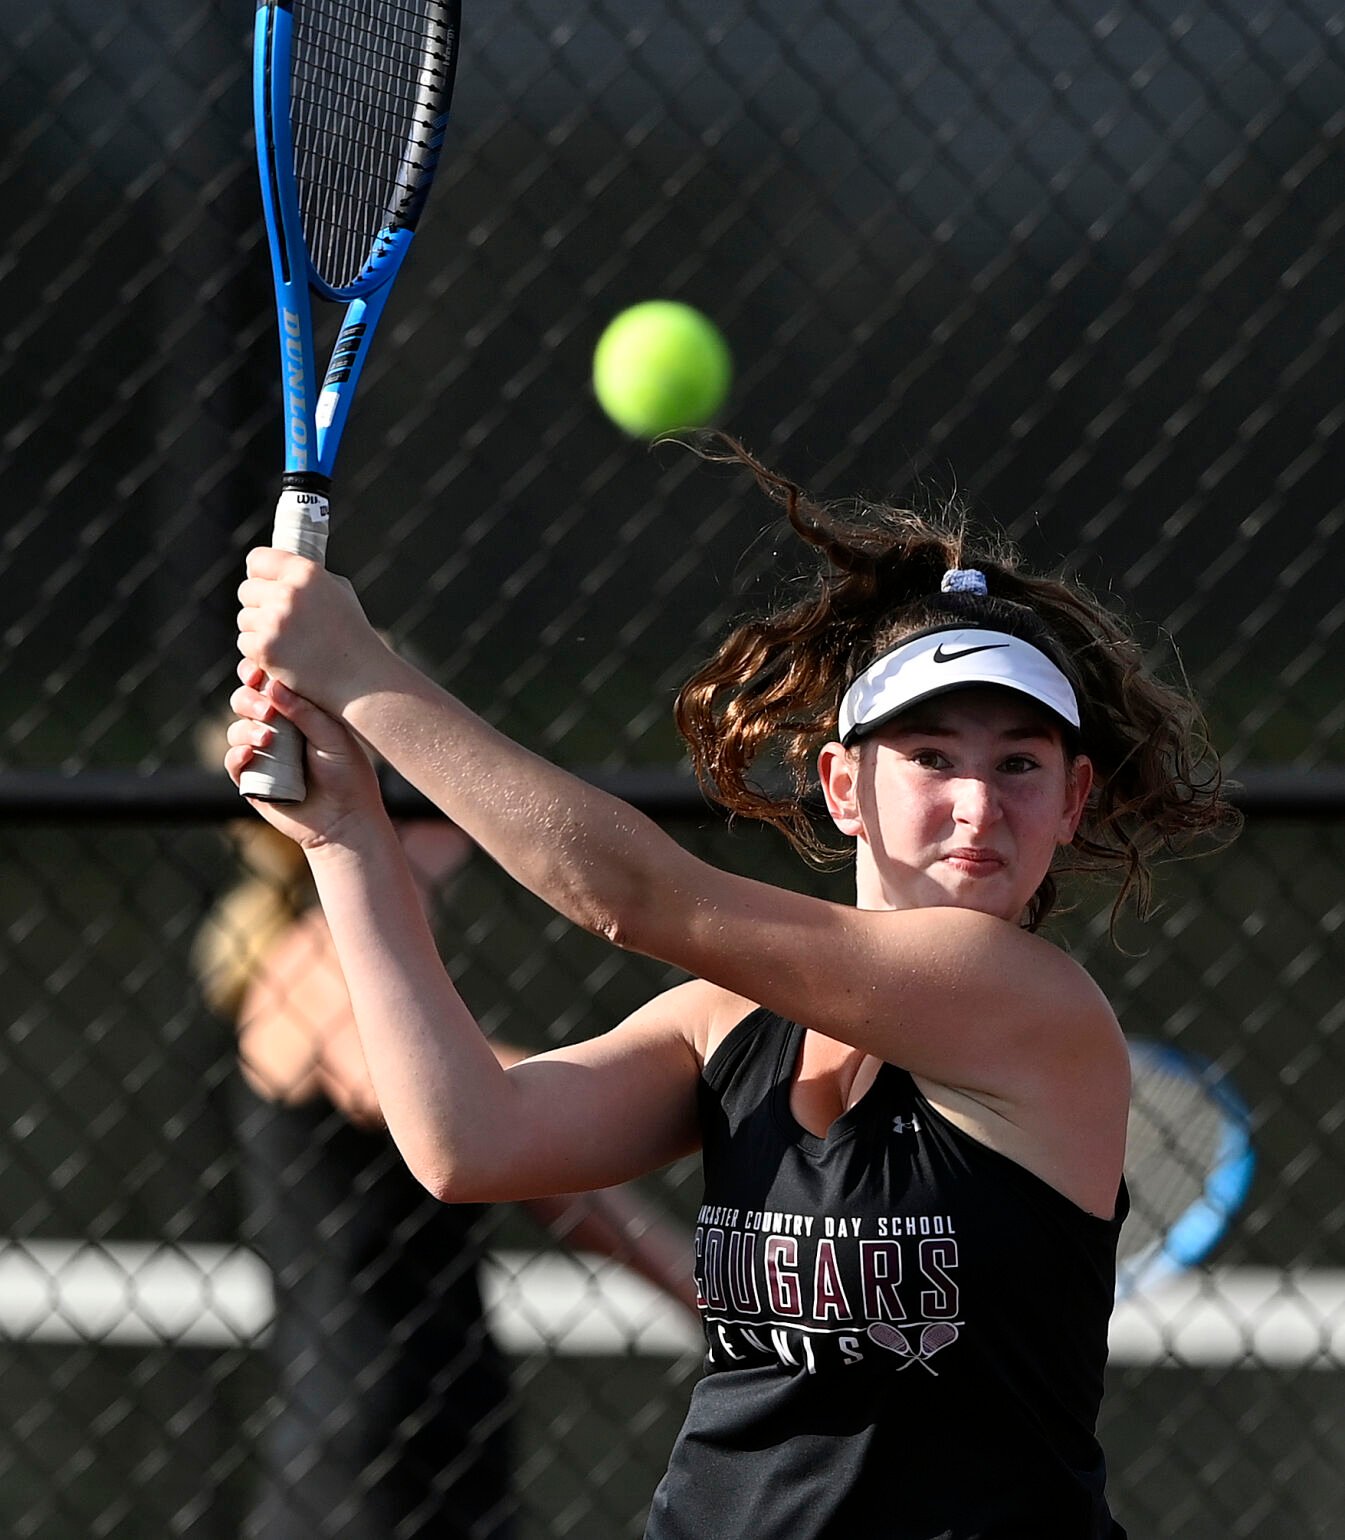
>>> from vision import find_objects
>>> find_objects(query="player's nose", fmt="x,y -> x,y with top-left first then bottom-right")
949,776 -> 1000,829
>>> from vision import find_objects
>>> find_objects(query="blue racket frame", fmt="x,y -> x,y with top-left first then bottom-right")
241,0 -> 454,802
1119,1038 -> 1256,1299
253,0 -> 428,484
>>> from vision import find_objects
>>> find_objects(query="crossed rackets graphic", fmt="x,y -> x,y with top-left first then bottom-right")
867,1321 -> 960,1374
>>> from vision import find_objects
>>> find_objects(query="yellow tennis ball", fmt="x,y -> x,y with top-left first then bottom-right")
592,301 -> 732,438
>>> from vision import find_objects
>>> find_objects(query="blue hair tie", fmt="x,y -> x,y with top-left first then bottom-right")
940,568 -> 988,596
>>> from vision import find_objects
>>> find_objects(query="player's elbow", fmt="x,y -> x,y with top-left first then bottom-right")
413,1152 -> 495,1206
416,1164 -> 459,1205
568,862 -> 680,958
389,1126 -> 497,1206
585,903 -> 637,953
559,881 -> 643,954
409,1135 -> 531,1206
399,1074 -> 543,1204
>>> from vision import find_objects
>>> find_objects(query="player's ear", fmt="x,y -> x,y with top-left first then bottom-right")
1059,752 -> 1095,844
819,741 -> 865,839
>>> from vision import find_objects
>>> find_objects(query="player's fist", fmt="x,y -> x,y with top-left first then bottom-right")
236,549 -> 383,712
226,663 -> 385,847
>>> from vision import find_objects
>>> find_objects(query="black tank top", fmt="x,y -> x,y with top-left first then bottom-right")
645,1009 -> 1128,1540
233,1081 -> 514,1540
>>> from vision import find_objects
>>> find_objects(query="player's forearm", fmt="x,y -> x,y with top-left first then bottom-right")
337,653 -> 696,958
302,822 -> 519,1197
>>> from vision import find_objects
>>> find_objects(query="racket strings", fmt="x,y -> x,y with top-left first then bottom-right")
1122,1063 -> 1231,1261
290,0 -> 454,290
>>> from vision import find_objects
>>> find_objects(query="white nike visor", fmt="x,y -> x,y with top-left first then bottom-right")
838,626 -> 1081,745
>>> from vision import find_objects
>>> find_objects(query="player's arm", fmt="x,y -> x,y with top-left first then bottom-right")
235,555 -> 1116,1095
227,675 -> 708,1202
242,908 -> 699,1301
299,817 -> 707,1202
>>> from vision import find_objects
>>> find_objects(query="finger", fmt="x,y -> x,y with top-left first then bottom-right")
229,683 -> 275,721
264,678 -> 347,749
223,743 -> 255,785
236,624 -> 283,659
236,577 -> 274,610
237,659 -> 267,689
246,546 -> 318,581
245,547 -> 287,580
227,717 -> 275,751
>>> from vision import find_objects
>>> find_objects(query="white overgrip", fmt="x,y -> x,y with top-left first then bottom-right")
237,487 -> 332,803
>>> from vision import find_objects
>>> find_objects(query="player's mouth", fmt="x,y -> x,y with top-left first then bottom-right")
940,847 -> 1008,877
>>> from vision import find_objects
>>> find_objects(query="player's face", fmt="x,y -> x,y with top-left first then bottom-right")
821,689 -> 1092,921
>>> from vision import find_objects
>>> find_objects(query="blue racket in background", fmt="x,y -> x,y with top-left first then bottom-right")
1118,1039 -> 1256,1299
240,0 -> 461,802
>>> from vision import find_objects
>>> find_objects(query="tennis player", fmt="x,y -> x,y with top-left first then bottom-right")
226,437 -> 1236,1538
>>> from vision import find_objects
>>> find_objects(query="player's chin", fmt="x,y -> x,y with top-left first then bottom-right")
928,867 -> 1028,923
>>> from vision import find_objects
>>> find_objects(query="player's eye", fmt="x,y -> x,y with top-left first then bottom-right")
910,749 -> 951,770
1000,754 -> 1040,774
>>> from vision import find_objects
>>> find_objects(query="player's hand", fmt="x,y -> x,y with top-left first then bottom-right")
236,548 -> 388,713
226,662 -> 386,848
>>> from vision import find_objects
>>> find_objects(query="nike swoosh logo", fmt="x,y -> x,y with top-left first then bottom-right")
932,642 -> 1011,664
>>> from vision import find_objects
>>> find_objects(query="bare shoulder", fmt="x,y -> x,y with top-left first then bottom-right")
957,914 -> 1127,1078
238,909 -> 343,1029
1010,924 -> 1120,1034
1012,927 -> 1126,1073
910,924 -> 1130,1216
659,877 -> 1115,1083
235,909 -> 348,1104
888,906 -> 1118,1033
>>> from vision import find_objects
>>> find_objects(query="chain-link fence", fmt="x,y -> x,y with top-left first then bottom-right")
2,2 -> 1342,1536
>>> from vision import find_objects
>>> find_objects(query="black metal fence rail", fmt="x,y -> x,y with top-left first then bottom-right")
2,766 -> 1344,821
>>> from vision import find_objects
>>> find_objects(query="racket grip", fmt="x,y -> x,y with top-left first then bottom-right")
238,485 -> 331,804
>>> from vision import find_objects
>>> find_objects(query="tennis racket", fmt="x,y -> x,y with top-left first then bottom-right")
239,0 -> 461,802
1118,1038 -> 1255,1299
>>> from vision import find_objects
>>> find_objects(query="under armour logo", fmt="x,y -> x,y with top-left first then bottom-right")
892,1115 -> 922,1135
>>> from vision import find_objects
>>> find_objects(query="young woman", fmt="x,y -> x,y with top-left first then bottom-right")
226,438 -> 1234,1539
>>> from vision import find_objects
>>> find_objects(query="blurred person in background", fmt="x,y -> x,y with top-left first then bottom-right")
195,804 -> 698,1540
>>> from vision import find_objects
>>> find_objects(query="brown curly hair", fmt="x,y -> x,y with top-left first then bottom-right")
673,434 -> 1240,935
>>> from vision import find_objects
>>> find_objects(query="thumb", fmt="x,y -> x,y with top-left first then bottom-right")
265,678 -> 351,754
